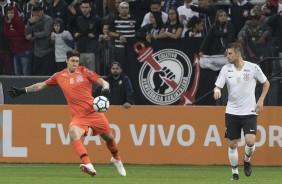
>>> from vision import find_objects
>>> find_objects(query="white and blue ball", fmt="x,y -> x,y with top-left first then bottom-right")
93,96 -> 110,112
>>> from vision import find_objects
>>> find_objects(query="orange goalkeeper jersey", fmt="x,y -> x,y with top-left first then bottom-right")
45,66 -> 100,119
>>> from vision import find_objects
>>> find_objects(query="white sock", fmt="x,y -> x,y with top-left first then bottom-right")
244,145 -> 255,162
229,148 -> 238,174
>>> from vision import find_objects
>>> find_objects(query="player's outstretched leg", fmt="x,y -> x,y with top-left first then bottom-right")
101,133 -> 126,176
72,139 -> 95,176
80,164 -> 96,177
111,157 -> 126,176
244,144 -> 255,176
229,148 -> 239,180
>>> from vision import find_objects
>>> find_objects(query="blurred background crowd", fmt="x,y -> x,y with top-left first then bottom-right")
0,0 -> 281,76
0,0 -> 282,104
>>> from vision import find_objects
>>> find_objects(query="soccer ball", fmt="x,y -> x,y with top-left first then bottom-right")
93,96 -> 110,112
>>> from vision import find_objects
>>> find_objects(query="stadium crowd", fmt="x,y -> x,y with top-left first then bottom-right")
0,0 -> 281,80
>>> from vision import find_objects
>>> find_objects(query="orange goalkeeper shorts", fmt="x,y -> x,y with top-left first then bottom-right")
69,111 -> 111,136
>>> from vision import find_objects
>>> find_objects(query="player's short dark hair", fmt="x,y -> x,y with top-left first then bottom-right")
227,42 -> 244,56
66,50 -> 80,59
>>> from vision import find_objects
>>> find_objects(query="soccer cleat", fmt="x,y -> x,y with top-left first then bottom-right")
79,164 -> 96,177
111,157 -> 126,176
244,160 -> 252,176
231,173 -> 239,180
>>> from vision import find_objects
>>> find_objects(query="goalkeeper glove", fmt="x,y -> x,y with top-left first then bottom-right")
8,87 -> 26,98
101,88 -> 110,98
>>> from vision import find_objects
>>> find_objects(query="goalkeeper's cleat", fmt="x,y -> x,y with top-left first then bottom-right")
111,157 -> 126,176
79,164 -> 96,177
231,173 -> 239,180
244,160 -> 252,176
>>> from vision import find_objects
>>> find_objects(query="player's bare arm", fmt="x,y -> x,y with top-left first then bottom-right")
213,86 -> 222,100
97,78 -> 110,95
8,82 -> 49,98
26,82 -> 49,93
97,78 -> 109,90
256,80 -> 270,114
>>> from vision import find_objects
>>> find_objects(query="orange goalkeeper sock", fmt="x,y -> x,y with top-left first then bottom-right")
106,139 -> 121,160
72,140 -> 91,164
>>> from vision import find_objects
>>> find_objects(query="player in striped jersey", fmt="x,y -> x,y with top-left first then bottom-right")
109,1 -> 137,73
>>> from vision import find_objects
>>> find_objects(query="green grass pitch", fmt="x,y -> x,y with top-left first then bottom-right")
0,164 -> 281,184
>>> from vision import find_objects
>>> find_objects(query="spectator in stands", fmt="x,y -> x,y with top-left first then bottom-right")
184,15 -> 204,38
105,0 -> 121,24
94,62 -> 134,108
229,0 -> 254,36
68,0 -> 82,19
68,0 -> 96,32
161,0 -> 183,14
51,18 -> 74,71
199,9 -> 235,57
177,0 -> 199,38
262,0 -> 282,17
141,0 -> 168,27
158,7 -> 183,40
250,5 -> 268,25
109,1 -> 137,73
197,9 -> 235,105
137,11 -> 164,43
266,10 -> 282,76
127,0 -> 151,27
4,6 -> 33,75
0,0 -> 22,17
46,0 -> 69,28
98,23 -> 115,75
70,0 -> 101,72
23,0 -> 48,24
25,2 -> 55,75
189,0 -> 218,36
238,11 -> 271,60
237,11 -> 272,75
0,13 -> 13,75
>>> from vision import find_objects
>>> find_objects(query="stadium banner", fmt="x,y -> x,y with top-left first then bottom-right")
125,38 -> 203,105
0,105 -> 282,166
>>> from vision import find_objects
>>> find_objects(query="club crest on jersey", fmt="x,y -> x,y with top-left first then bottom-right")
243,73 -> 250,81
77,75 -> 83,82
